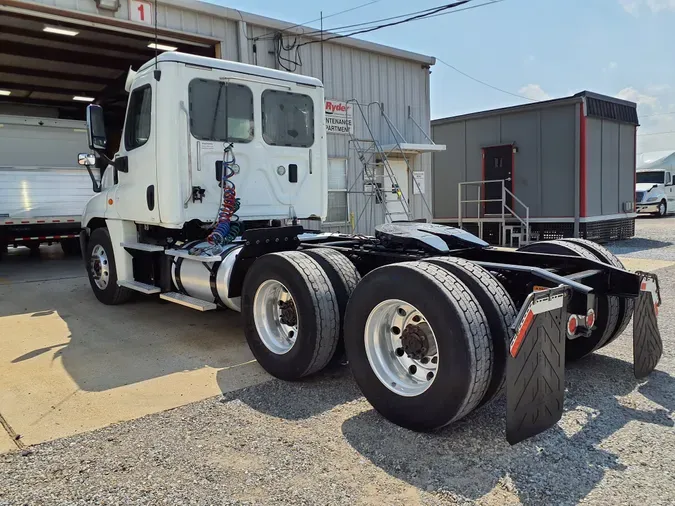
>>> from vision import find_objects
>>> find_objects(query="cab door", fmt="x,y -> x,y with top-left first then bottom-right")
249,88 -> 321,220
667,171 -> 675,212
113,73 -> 159,223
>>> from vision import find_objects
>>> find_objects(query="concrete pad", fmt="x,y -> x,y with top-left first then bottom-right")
0,431 -> 17,453
0,268 -> 269,449
616,256 -> 675,273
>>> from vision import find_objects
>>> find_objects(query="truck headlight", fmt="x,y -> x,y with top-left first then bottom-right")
647,197 -> 659,202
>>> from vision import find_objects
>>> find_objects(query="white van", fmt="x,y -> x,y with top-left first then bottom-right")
636,151 -> 675,217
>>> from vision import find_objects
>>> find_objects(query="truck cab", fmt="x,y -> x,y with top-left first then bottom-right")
82,52 -> 327,232
636,151 -> 675,217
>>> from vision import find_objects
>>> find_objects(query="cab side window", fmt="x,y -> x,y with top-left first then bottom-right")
124,85 -> 152,151
667,172 -> 672,185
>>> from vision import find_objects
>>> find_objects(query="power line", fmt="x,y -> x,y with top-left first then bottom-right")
298,0 -> 504,38
638,130 -> 675,137
297,5 -> 461,37
641,111 -> 675,118
252,0 -> 381,41
296,0 -> 472,48
436,58 -> 536,102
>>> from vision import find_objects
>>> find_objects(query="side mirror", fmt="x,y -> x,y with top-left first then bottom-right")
78,152 -> 102,193
86,104 -> 107,151
78,153 -> 96,166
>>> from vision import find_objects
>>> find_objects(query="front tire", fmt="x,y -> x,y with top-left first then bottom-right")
656,200 -> 667,217
344,261 -> 492,431
86,227 -> 133,305
241,251 -> 340,380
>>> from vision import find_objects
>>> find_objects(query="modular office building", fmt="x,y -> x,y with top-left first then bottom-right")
430,91 -> 639,244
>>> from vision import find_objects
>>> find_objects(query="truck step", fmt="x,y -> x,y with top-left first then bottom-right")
117,280 -> 161,294
121,242 -> 165,252
164,249 -> 222,263
159,292 -> 217,311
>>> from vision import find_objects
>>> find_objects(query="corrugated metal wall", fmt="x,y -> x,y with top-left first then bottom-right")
585,118 -> 636,217
17,0 -> 433,234
431,103 -> 579,220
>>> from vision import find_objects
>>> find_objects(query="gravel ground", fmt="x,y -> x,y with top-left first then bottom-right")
2,220 -> 675,506
607,215 -> 675,260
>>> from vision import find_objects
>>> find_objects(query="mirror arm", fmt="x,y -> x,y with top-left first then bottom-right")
84,163 -> 102,193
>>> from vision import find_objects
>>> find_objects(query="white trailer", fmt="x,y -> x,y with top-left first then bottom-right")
77,52 -> 662,445
0,115 -> 96,256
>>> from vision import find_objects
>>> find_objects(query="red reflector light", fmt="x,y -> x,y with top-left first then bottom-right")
567,315 -> 578,335
586,309 -> 596,328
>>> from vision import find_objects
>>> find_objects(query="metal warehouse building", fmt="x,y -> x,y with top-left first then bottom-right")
0,0 -> 440,234
431,91 -> 638,245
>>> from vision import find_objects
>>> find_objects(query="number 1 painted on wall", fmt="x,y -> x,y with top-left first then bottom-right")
130,0 -> 152,25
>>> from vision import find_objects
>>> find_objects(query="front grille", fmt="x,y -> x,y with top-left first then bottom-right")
636,191 -> 644,203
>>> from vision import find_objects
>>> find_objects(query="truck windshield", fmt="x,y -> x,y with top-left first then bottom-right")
636,171 -> 665,184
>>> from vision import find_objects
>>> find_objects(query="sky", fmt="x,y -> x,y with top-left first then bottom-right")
212,0 -> 675,156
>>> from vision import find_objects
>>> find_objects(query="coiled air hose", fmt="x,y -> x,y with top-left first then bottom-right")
207,143 -> 242,248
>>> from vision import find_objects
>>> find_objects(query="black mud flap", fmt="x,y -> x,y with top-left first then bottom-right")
506,287 -> 570,445
633,273 -> 663,379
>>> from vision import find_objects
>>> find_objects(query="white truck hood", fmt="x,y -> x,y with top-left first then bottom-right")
636,183 -> 660,192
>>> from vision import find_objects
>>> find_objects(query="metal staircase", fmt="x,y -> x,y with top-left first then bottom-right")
458,179 -> 531,247
345,101 -> 433,232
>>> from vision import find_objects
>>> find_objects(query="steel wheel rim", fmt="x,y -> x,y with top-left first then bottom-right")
364,299 -> 439,397
90,244 -> 110,290
253,279 -> 298,355
660,202 -> 666,215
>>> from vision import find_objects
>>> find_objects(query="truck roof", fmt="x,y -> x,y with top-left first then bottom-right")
637,150 -> 675,170
138,52 -> 324,88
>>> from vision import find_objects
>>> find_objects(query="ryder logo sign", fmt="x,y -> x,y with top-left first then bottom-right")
325,100 -> 353,135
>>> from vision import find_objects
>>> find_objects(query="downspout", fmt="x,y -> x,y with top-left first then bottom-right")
573,99 -> 585,238
237,20 -> 249,64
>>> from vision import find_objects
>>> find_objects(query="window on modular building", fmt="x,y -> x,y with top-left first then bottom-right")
262,90 -> 314,147
124,85 -> 152,150
188,80 -> 254,143
327,158 -> 348,223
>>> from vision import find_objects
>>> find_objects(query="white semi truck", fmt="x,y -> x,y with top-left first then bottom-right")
78,52 -> 663,445
0,115 -> 96,257
635,151 -> 675,217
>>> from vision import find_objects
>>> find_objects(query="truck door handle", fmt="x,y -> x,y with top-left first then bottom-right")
288,164 -> 298,183
146,185 -> 155,211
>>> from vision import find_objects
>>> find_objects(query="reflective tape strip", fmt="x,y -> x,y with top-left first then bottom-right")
13,234 -> 79,242
510,291 -> 566,358
1,217 -> 78,225
510,310 -> 534,357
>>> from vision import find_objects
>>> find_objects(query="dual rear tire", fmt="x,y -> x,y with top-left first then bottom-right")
243,249 -> 516,432
518,238 -> 633,361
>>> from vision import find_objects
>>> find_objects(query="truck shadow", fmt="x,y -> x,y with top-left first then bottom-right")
340,354 -> 674,506
0,275 -> 262,394
0,249 -> 358,419
606,238 -> 673,256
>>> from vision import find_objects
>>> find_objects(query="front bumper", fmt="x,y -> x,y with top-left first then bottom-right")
637,203 -> 660,213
